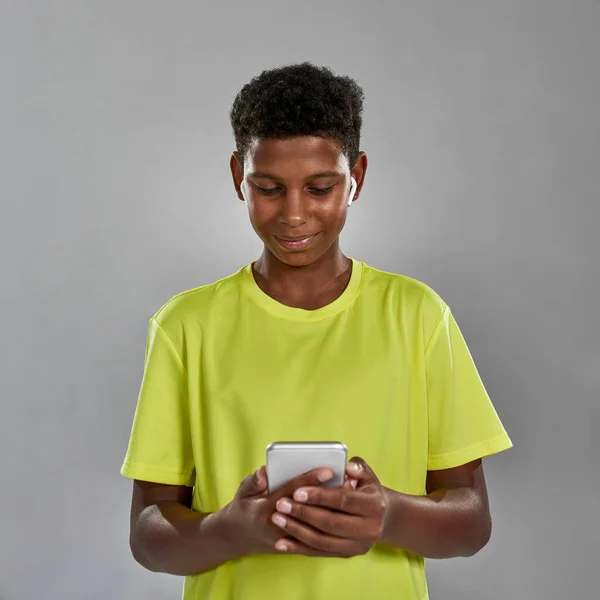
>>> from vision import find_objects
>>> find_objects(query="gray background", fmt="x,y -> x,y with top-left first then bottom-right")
1,1 -> 597,598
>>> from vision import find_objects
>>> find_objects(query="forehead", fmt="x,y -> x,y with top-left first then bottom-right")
246,136 -> 348,175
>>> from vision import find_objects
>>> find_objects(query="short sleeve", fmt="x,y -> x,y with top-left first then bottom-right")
425,304 -> 513,470
120,317 -> 195,486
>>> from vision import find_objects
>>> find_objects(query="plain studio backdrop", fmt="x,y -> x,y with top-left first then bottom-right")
1,1 -> 598,599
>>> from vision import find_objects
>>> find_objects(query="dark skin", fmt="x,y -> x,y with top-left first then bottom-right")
129,135 -> 492,560
264,457 -> 490,557
131,457 -> 490,559
230,135 -> 367,310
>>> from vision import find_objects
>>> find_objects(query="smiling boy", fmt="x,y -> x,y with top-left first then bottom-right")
120,61 -> 513,600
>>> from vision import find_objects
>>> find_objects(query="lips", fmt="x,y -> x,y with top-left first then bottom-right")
273,232 -> 319,250
275,234 -> 317,241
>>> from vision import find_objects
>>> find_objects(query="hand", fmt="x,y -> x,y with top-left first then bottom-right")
270,456 -> 390,558
221,463 -> 360,558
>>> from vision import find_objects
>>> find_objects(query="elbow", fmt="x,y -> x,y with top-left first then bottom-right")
129,532 -> 160,573
464,514 -> 492,557
128,534 -> 145,568
463,533 -> 490,557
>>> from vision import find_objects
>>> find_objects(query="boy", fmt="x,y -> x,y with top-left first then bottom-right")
120,61 -> 513,600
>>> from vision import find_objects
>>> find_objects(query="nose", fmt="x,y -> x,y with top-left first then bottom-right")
279,189 -> 309,227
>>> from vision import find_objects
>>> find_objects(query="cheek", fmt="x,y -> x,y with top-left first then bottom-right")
322,206 -> 348,232
247,208 -> 279,242
250,199 -> 278,217
247,204 -> 272,227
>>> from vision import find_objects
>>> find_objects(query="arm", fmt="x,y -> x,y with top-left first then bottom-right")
129,480 -> 242,576
380,458 -> 492,558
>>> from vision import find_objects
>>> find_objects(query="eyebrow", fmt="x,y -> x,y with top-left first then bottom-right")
247,170 -> 342,181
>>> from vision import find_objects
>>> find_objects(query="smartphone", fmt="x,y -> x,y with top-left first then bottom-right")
266,441 -> 347,493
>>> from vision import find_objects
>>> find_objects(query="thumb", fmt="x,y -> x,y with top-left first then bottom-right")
346,456 -> 372,481
240,465 -> 267,497
255,465 -> 267,489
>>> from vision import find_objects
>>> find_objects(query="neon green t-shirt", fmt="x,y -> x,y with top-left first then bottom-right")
120,257 -> 513,600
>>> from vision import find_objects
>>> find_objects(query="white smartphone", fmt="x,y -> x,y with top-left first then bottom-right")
266,441 -> 348,493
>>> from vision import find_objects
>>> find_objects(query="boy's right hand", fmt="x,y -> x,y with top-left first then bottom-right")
221,465 -> 357,557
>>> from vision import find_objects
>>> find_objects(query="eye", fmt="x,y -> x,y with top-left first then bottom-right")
310,186 -> 334,195
256,186 -> 280,195
253,185 -> 335,196
250,181 -> 280,194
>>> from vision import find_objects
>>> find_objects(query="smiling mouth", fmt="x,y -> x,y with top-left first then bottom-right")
273,233 -> 319,250
275,234 -> 318,241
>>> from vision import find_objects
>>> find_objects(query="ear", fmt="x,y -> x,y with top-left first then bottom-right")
230,152 -> 245,202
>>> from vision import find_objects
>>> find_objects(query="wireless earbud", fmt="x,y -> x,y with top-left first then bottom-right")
347,177 -> 357,207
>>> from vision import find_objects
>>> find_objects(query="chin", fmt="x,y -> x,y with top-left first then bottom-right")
278,252 -> 315,266
268,246 -> 319,267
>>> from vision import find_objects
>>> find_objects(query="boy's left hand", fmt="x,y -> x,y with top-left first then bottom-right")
270,456 -> 390,558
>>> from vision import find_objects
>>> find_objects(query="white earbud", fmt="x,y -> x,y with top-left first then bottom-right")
347,177 -> 357,207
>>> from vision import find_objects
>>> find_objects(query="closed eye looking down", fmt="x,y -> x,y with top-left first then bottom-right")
255,186 -> 335,195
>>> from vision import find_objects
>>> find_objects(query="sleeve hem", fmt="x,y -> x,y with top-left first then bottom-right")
120,461 -> 195,486
427,433 -> 513,471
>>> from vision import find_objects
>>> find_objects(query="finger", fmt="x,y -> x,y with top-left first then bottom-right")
256,465 -> 267,487
272,466 -> 333,498
255,465 -> 271,497
342,473 -> 356,490
346,458 -> 370,480
239,465 -> 268,498
274,536 -> 349,558
274,498 -> 366,540
271,511 -> 359,555
291,486 -> 372,516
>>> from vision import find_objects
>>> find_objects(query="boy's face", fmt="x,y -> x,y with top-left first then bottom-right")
231,135 -> 365,268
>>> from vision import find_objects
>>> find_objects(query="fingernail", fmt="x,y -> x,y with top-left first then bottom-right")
349,462 -> 361,472
272,514 -> 286,527
277,499 -> 292,513
318,469 -> 332,482
294,489 -> 308,502
351,479 -> 358,488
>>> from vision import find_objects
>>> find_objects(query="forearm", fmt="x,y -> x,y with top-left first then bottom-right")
131,501 -> 243,576
380,486 -> 491,559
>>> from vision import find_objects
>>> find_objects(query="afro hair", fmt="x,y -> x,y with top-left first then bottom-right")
229,61 -> 365,173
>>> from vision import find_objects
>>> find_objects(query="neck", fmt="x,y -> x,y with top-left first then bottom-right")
253,243 -> 351,300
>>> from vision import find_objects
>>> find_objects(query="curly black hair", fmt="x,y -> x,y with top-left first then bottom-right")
229,61 -> 365,173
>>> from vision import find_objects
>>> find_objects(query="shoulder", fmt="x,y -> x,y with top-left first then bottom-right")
150,264 -> 247,337
360,261 -> 447,333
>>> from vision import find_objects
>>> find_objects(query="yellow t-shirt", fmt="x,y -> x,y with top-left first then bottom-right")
120,257 -> 513,600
